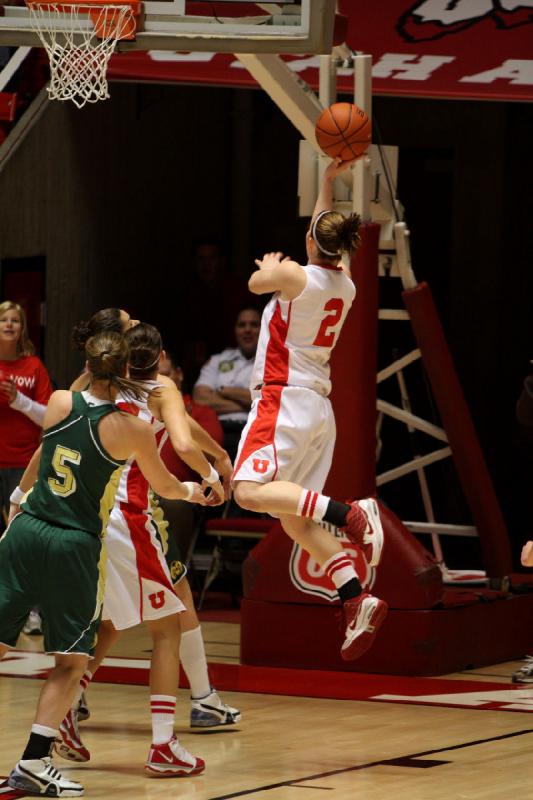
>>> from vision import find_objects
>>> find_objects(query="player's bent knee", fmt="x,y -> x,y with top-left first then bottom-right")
233,481 -> 262,512
54,654 -> 88,680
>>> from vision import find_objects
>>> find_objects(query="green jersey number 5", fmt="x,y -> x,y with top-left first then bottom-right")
48,445 -> 82,497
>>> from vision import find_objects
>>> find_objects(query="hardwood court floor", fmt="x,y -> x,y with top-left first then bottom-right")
2,622 -> 533,800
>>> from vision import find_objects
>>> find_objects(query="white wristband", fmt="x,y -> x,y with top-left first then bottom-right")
10,486 -> 25,505
182,482 -> 195,501
203,464 -> 219,485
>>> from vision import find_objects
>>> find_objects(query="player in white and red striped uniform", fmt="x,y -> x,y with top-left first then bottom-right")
68,313 -> 240,729
233,157 -> 387,661
57,324 -> 230,778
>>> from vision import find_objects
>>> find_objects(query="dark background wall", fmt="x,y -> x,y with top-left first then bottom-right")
0,81 -> 531,560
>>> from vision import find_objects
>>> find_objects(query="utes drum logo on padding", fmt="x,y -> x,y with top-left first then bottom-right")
397,0 -> 533,41
252,459 -> 269,474
290,531 -> 375,602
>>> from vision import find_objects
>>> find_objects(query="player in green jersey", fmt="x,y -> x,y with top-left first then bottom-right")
0,331 -> 207,798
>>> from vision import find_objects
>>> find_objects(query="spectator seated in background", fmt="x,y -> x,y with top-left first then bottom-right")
178,238 -> 252,374
192,307 -> 261,463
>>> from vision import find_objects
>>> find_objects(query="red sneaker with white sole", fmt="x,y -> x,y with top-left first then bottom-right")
55,709 -> 90,763
343,498 -> 384,567
341,593 -> 388,661
145,736 -> 205,777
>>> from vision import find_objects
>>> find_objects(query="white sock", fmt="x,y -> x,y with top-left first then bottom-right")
297,489 -> 330,522
72,669 -> 93,709
30,723 -> 58,739
150,695 -> 176,745
180,626 -> 211,699
322,552 -> 359,588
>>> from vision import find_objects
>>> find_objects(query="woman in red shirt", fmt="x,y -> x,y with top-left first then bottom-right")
0,301 -> 52,525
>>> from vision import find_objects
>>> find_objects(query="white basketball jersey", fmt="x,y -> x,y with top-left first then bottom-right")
250,264 -> 356,397
114,381 -> 164,508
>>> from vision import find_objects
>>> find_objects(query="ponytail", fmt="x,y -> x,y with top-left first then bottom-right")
312,210 -> 362,260
85,332 -> 147,401
72,308 -> 122,351
124,323 -> 162,379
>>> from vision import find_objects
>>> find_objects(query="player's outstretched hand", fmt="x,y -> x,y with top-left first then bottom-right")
521,541 -> 533,567
203,479 -> 225,506
324,155 -> 364,181
254,251 -> 291,271
214,452 -> 233,499
186,482 -> 208,505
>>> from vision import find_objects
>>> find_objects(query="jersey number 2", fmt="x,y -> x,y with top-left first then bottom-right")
313,298 -> 344,347
48,445 -> 82,497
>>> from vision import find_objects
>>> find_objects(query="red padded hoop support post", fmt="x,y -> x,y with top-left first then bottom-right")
402,281 -> 512,577
325,222 -> 380,501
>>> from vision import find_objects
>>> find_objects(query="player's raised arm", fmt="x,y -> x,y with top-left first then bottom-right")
249,252 -> 307,300
157,382 -> 225,504
186,413 -> 233,497
130,417 -> 206,505
312,156 -> 361,219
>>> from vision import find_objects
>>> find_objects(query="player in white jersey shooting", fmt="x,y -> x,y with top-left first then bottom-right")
233,157 -> 387,661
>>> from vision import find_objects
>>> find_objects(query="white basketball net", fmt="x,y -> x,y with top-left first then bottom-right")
28,3 -> 134,108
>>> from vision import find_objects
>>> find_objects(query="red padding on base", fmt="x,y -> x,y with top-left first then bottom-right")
241,590 -> 533,676
403,281 -> 512,577
325,222 -> 380,500
243,504 -> 443,610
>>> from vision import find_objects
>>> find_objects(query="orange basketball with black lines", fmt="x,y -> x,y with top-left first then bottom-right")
315,102 -> 371,161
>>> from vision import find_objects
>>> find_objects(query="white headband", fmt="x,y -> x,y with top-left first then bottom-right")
311,210 -> 340,258
131,350 -> 161,370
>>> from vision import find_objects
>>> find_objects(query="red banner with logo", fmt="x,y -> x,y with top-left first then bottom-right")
108,0 -> 533,102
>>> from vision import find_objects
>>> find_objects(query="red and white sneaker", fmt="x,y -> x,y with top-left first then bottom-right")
55,709 -> 90,763
341,593 -> 388,661
145,736 -> 205,777
343,498 -> 384,567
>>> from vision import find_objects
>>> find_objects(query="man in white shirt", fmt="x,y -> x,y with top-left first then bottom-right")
193,308 -> 261,460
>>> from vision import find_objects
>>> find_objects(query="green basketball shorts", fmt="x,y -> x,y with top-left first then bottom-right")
0,512 -> 104,655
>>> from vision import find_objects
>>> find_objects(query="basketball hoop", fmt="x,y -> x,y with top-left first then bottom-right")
26,0 -> 142,108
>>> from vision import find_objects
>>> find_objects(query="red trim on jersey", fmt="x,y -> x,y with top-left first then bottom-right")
233,385 -> 284,478
119,504 -> 175,621
116,397 -> 156,513
314,263 -> 343,271
263,300 -> 291,385
116,400 -> 140,416
234,301 -> 292,480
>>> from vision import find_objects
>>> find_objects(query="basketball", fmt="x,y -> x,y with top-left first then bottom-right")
315,102 -> 371,160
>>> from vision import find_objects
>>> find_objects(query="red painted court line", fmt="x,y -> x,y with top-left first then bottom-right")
2,651 -> 528,713
0,778 -> 26,797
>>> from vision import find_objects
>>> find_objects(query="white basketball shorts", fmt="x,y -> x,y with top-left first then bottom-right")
102,505 -> 185,630
232,385 -> 336,492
